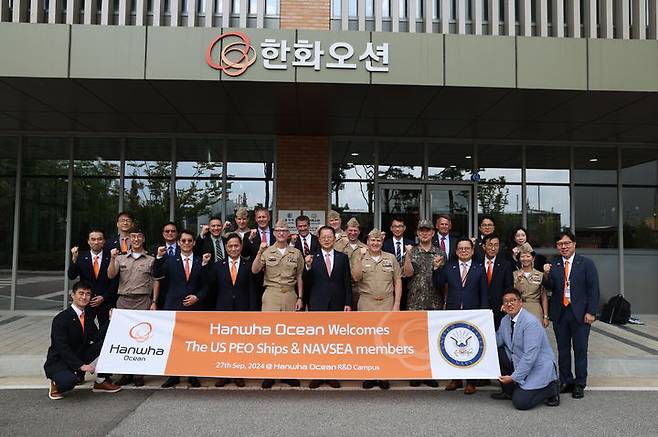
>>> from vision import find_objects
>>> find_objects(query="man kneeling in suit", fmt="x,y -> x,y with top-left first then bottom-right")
44,281 -> 121,400
492,288 -> 560,410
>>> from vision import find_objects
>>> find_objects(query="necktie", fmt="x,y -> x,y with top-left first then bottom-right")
168,246 -> 174,257
261,230 -> 268,244
563,260 -> 570,306
121,237 -> 128,253
486,260 -> 493,286
440,236 -> 446,253
395,241 -> 402,264
79,311 -> 85,333
511,319 -> 515,339
214,239 -> 224,262
460,262 -> 468,286
93,255 -> 100,279
184,257 -> 191,281
230,260 -> 238,285
303,237 -> 310,256
324,253 -> 332,276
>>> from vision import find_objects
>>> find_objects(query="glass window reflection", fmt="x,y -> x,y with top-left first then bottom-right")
379,141 -> 424,179
574,186 -> 618,248
477,144 -> 522,183
24,137 -> 70,176
526,185 -> 571,247
125,138 -> 173,177
622,187 -> 658,249
574,146 -> 617,185
622,148 -> 658,186
176,139 -> 223,178
226,139 -> 274,178
428,143 -> 473,181
526,145 -> 570,183
332,141 -> 376,180
73,138 -> 121,177
176,179 -> 224,235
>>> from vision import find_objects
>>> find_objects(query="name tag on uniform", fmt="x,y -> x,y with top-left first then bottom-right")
364,264 -> 372,268
287,257 -> 297,263
382,260 -> 393,268
267,256 -> 277,262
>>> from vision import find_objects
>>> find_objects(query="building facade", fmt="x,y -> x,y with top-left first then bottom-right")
1,0 -> 657,313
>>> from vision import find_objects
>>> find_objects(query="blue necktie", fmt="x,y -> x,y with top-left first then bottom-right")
168,246 -> 174,257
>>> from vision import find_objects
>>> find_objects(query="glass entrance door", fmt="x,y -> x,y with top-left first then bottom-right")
427,185 -> 473,239
378,185 -> 424,240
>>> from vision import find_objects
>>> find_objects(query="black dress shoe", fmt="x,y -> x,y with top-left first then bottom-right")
234,378 -> 246,388
161,376 -> 180,388
423,380 -> 439,388
409,380 -> 421,387
115,375 -> 134,386
214,378 -> 227,387
308,380 -> 322,389
546,394 -> 560,406
362,380 -> 376,389
188,377 -> 201,388
282,379 -> 300,387
560,383 -> 575,394
261,379 -> 275,389
491,391 -> 512,400
378,380 -> 390,390
133,376 -> 145,387
572,385 -> 585,399
327,380 -> 341,389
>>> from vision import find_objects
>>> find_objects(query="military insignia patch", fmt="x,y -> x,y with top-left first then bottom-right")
438,321 -> 485,368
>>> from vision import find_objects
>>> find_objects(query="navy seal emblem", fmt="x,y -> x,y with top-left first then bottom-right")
438,321 -> 485,368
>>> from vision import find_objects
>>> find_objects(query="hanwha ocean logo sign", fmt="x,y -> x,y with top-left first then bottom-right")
206,32 -> 257,76
438,321 -> 485,368
129,321 -> 153,343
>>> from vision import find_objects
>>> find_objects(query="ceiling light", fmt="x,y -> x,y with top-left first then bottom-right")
450,165 -> 457,168
350,152 -> 359,156
589,158 -> 598,162
465,155 -> 472,159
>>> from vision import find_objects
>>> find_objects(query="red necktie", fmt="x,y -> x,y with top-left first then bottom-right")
93,255 -> 100,279
303,238 -> 310,256
563,260 -> 570,306
184,257 -> 191,281
261,230 -> 268,244
440,236 -> 446,253
486,260 -> 493,286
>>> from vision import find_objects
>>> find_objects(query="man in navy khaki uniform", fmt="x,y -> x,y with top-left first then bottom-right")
491,288 -> 560,410
44,281 -> 120,399
543,230 -> 599,399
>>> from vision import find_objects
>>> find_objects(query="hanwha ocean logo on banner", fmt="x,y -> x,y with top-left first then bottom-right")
97,310 -> 176,375
97,310 -> 499,379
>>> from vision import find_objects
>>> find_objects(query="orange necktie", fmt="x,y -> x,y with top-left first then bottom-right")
230,260 -> 238,285
93,255 -> 100,279
486,260 -> 493,286
79,311 -> 85,333
184,257 -> 191,281
121,238 -> 128,253
563,260 -> 570,307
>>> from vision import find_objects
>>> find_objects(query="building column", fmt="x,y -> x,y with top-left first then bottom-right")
276,136 -> 329,212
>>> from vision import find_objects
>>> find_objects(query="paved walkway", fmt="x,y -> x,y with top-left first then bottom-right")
1,313 -> 657,389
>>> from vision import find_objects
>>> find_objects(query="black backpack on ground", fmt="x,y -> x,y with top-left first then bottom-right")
601,294 -> 631,325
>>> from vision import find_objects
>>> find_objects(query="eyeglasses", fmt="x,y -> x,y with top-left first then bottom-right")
163,229 -> 177,233
503,298 -> 520,305
274,229 -> 289,233
480,223 -> 494,228
556,241 -> 574,247
118,218 -> 133,223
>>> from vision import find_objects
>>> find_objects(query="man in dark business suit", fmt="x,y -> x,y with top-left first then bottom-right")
204,232 -> 258,388
433,237 -> 488,395
383,217 -> 415,310
242,206 -> 275,260
152,221 -> 180,309
481,233 -> 514,330
44,281 -> 120,400
432,214 -> 458,262
154,229 -> 208,388
543,230 -> 600,399
194,216 -> 229,308
68,230 -> 116,326
291,214 -> 319,308
304,225 -> 352,389
105,211 -> 135,255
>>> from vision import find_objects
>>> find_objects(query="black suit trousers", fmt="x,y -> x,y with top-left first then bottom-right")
497,346 -> 557,411
50,340 -> 103,393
